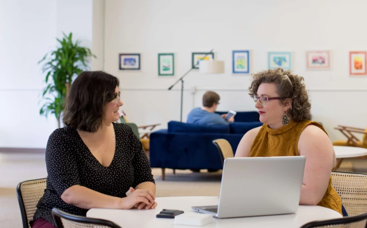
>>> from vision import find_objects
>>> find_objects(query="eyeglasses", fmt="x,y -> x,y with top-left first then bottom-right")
112,92 -> 121,104
252,95 -> 284,104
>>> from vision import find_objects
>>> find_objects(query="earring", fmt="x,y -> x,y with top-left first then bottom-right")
282,114 -> 290,125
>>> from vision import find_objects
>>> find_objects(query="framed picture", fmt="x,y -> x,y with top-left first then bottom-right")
350,51 -> 367,75
232,50 -> 250,74
191,52 -> 214,69
158,53 -> 174,76
268,52 -> 292,70
306,51 -> 331,69
119,53 -> 140,70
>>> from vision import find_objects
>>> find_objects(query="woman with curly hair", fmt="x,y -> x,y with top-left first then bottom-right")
235,68 -> 345,215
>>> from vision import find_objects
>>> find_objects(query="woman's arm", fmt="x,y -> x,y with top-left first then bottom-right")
46,129 -> 155,211
124,124 -> 157,209
135,181 -> 156,195
298,125 -> 335,205
235,127 -> 261,157
61,185 -> 155,210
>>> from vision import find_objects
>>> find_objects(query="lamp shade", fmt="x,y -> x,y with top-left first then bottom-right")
199,60 -> 225,74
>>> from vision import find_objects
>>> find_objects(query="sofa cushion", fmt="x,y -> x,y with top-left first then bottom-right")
216,111 -> 259,122
229,122 -> 263,134
168,121 -> 230,134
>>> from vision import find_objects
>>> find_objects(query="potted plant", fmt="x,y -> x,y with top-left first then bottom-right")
39,32 -> 95,128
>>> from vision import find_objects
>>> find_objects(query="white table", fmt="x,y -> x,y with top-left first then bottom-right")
334,146 -> 367,158
333,146 -> 367,169
87,196 -> 342,228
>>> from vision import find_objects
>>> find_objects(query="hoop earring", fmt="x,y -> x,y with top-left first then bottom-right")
282,114 -> 290,125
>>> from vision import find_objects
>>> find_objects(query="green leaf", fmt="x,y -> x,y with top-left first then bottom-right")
38,32 -> 95,122
38,53 -> 48,64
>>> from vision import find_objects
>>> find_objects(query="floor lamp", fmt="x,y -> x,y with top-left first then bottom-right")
168,50 -> 225,122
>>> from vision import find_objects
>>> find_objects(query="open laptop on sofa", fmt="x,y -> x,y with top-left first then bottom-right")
192,156 -> 306,218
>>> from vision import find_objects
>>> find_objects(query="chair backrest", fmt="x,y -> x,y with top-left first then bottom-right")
212,139 -> 234,165
125,122 -> 140,138
52,208 -> 121,228
16,178 -> 47,228
119,116 -> 128,123
300,211 -> 367,228
331,172 -> 367,216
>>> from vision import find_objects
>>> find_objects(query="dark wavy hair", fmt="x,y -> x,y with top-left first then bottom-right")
248,68 -> 311,122
63,71 -> 120,132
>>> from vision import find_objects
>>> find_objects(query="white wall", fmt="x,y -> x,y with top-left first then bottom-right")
56,0 -> 93,47
104,0 -> 367,142
0,0 -> 95,148
0,0 -> 58,148
1,0 -> 367,148
92,0 -> 105,71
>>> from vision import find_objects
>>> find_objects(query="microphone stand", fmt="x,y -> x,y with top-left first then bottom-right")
168,49 -> 214,122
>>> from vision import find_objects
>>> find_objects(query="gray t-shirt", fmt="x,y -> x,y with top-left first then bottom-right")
187,107 -> 228,125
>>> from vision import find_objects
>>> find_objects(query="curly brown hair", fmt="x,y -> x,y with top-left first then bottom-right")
63,71 -> 120,132
248,68 -> 311,122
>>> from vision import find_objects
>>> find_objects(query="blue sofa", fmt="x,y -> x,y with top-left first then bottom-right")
149,111 -> 262,180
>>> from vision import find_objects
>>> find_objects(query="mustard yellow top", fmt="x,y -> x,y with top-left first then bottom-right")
250,119 -> 342,214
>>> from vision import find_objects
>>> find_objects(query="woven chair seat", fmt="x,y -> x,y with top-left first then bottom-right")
331,172 -> 367,216
17,178 -> 47,228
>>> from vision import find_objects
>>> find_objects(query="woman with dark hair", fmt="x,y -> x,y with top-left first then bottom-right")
32,71 -> 156,228
235,68 -> 344,215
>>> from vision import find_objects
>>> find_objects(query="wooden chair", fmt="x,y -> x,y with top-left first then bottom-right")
333,125 -> 367,169
333,125 -> 367,149
331,172 -> 367,216
300,211 -> 367,228
52,208 -> 121,228
16,178 -> 47,228
119,115 -> 160,153
212,139 -> 234,166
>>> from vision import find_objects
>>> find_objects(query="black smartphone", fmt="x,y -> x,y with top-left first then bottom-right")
162,209 -> 184,216
156,209 -> 184,219
156,213 -> 175,219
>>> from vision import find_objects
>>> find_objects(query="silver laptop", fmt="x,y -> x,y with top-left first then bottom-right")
192,156 -> 305,218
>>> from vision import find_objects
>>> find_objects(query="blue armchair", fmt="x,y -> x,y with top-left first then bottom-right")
149,111 -> 262,180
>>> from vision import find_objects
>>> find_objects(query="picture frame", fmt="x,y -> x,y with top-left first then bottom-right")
119,53 -> 140,70
232,50 -> 250,74
350,51 -> 367,75
306,51 -> 331,69
191,52 -> 215,69
158,53 -> 174,76
268,52 -> 292,70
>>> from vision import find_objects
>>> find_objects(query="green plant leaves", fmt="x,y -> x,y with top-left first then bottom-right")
39,32 -> 95,127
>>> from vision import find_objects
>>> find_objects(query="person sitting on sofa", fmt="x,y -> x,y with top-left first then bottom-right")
187,91 -> 234,125
235,68 -> 345,216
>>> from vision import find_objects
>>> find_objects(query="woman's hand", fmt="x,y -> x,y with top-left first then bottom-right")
121,187 -> 156,209
136,201 -> 158,210
128,187 -> 158,210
